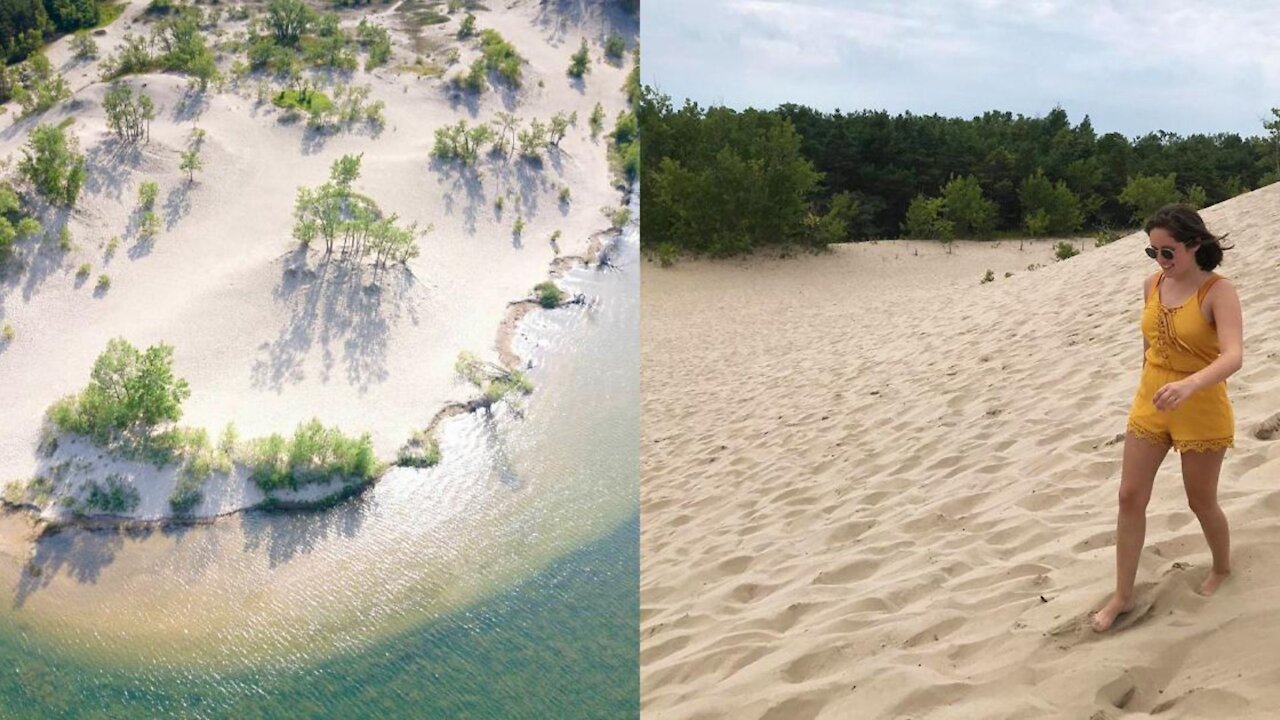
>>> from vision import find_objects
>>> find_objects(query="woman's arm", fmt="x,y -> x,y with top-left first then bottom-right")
1189,279 -> 1244,389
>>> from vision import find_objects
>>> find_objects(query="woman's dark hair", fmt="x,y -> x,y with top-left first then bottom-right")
1144,203 -> 1233,271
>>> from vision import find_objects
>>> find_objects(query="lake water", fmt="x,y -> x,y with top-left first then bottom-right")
0,196 -> 639,718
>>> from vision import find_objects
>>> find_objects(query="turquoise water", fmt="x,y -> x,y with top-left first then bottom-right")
0,200 -> 639,718
0,516 -> 638,719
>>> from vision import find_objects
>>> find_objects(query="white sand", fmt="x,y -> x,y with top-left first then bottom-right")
641,186 -> 1280,718
0,0 -> 635,519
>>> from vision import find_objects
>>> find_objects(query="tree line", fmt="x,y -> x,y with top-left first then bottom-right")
641,87 -> 1280,256
0,0 -> 99,63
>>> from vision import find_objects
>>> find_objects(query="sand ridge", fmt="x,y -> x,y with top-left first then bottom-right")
641,185 -> 1280,718
0,0 -> 636,519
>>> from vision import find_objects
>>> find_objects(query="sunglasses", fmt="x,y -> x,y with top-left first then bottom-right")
1145,246 -> 1175,260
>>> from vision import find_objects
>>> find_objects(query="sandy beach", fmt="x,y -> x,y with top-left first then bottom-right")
0,0 -> 634,520
641,185 -> 1280,718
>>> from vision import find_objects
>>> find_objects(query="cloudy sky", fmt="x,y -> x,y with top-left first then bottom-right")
640,0 -> 1280,137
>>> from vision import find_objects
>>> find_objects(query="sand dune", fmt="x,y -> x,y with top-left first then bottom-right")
641,185 -> 1280,718
0,0 -> 634,519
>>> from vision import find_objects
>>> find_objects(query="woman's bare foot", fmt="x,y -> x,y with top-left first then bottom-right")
1198,570 -> 1230,596
1090,593 -> 1135,633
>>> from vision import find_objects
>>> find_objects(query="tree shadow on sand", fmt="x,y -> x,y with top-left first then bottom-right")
249,250 -> 424,393
83,139 -> 145,204
430,156 -> 487,235
0,205 -> 73,306
12,526 -> 125,609
237,495 -> 368,568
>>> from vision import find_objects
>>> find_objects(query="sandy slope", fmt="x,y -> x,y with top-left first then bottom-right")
0,0 -> 635,519
641,186 -> 1280,719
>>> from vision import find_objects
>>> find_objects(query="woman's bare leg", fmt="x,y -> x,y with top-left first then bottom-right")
1092,431 -> 1170,632
1181,448 -> 1230,595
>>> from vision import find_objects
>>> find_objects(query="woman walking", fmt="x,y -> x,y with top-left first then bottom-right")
1091,204 -> 1244,633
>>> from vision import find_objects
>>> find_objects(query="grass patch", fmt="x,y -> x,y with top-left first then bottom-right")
246,418 -> 379,492
272,88 -> 334,114
81,474 -> 140,514
394,62 -> 444,77
94,2 -> 128,29
397,431 -> 441,468
477,29 -> 522,87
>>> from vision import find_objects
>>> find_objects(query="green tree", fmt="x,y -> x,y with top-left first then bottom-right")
50,338 -> 191,439
1019,170 -> 1081,235
567,37 -> 589,78
548,110 -> 576,146
103,84 -> 155,143
180,149 -> 203,182
18,123 -> 85,206
265,0 -> 314,46
1118,173 -> 1180,223
1184,183 -> 1207,210
903,194 -> 953,241
1264,107 -> 1280,176
941,174 -> 997,237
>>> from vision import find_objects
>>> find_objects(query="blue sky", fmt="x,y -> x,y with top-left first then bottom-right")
640,0 -> 1280,138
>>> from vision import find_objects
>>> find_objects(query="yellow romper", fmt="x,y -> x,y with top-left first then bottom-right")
1126,271 -> 1234,453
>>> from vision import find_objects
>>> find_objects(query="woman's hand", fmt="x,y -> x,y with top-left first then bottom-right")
1153,379 -> 1195,411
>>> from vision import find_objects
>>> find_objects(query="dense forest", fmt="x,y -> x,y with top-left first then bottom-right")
641,87 -> 1280,257
0,0 -> 100,63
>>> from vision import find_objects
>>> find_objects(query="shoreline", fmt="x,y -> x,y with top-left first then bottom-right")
2,184 -> 633,538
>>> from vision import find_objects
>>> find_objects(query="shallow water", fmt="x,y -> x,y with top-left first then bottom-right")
0,196 -> 639,716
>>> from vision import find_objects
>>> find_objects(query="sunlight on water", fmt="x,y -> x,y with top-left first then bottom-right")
0,194 -> 638,716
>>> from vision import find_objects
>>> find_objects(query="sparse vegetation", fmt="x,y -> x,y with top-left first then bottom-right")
457,12 -> 475,38
58,224 -> 72,251
12,54 -> 71,117
455,351 -> 534,407
76,262 -> 90,279
1054,241 -> 1080,260
293,153 -> 423,268
548,110 -> 576,146
139,210 -> 161,240
604,34 -> 625,61
567,37 -> 589,78
245,418 -> 379,492
476,29 -> 522,87
534,280 -> 563,308
0,183 -> 43,261
1,323 -> 14,342
981,269 -> 994,284
19,123 -> 85,206
103,84 -> 155,143
397,430 -> 440,468
71,30 -> 98,60
81,474 -> 141,514
589,102 -> 604,139
559,186 -> 571,204
138,180 -> 159,209
432,119 -> 493,164
453,57 -> 486,93
96,274 -> 110,290
180,149 -> 203,183
356,18 -> 391,70
656,241 -> 677,267
517,118 -> 548,160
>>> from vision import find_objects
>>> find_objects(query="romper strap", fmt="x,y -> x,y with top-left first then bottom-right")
1197,274 -> 1221,304
1145,271 -> 1164,303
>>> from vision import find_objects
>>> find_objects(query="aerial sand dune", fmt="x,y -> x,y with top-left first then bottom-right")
0,0 -> 634,519
641,185 -> 1280,719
